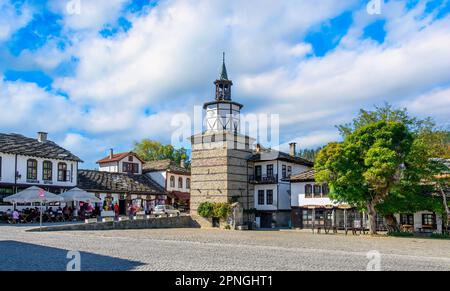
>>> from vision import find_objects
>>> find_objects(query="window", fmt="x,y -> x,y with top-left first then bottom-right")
266,190 -> 273,205
287,166 -> 292,177
266,164 -> 274,177
255,166 -> 262,180
43,161 -> 52,181
0,156 -> 2,180
178,177 -> 183,189
58,162 -> 67,182
123,162 -> 139,174
422,214 -> 435,226
322,184 -> 329,197
186,178 -> 190,189
258,190 -> 265,205
170,176 -> 175,188
282,165 -> 287,179
305,184 -> 313,198
400,214 -> 414,225
314,184 -> 322,198
27,159 -> 38,180
128,156 -> 133,162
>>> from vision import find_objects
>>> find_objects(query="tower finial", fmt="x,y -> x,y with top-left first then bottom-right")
219,52 -> 228,81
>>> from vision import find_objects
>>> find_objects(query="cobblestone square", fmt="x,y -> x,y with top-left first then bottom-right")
0,226 -> 449,271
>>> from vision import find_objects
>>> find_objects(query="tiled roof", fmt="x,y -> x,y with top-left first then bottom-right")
0,133 -> 82,162
96,152 -> 144,164
142,159 -> 190,175
78,170 -> 167,195
249,149 -> 314,167
290,169 -> 316,182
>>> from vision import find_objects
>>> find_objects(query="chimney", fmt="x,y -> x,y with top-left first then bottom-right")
109,148 -> 114,159
289,142 -> 297,157
180,159 -> 185,168
37,132 -> 48,143
256,143 -> 261,153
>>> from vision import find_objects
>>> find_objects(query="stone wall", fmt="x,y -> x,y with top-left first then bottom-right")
27,216 -> 198,232
190,133 -> 255,227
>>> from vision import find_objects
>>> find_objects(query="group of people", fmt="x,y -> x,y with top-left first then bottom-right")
1,207 -> 65,224
0,202 -> 102,224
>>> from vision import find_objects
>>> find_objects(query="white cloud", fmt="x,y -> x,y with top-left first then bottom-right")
406,87 -> 450,125
0,0 -> 33,41
2,0 -> 450,167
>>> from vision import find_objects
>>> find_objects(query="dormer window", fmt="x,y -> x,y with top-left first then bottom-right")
123,162 -> 139,174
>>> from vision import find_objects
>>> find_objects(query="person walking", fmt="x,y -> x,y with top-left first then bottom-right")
114,203 -> 120,221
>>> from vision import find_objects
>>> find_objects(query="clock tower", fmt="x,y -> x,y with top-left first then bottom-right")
190,53 -> 255,228
204,53 -> 242,133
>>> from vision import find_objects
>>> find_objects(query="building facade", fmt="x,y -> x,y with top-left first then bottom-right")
97,149 -> 144,175
77,169 -> 167,216
290,169 -> 445,233
0,132 -> 82,211
250,143 -> 313,228
143,159 -> 191,210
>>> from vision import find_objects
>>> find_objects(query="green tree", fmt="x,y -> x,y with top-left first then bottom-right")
316,120 -> 414,234
133,139 -> 189,166
298,147 -> 323,162
317,104 -> 450,234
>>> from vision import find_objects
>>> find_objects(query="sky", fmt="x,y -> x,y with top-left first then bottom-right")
0,0 -> 449,169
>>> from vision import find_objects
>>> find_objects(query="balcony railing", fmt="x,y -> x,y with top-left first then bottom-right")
249,174 -> 278,184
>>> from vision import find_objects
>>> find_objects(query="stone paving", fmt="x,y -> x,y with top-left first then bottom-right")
0,225 -> 449,271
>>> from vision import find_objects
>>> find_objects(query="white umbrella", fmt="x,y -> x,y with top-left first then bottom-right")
4,186 -> 63,203
4,186 -> 63,231
60,188 -> 101,203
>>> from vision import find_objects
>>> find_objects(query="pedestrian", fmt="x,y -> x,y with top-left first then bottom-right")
114,203 -> 120,221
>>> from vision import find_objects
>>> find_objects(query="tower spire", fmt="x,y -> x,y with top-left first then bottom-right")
219,52 -> 228,81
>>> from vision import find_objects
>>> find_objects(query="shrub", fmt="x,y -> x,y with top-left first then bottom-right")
387,231 -> 414,238
430,233 -> 450,240
197,202 -> 231,220
213,203 -> 231,220
197,202 -> 214,218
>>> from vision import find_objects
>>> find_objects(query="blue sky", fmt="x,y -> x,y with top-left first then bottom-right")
0,0 -> 450,169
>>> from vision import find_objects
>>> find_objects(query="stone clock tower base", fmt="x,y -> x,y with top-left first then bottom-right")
190,131 -> 255,228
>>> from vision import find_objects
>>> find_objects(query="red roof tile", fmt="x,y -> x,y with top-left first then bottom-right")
96,152 -> 144,164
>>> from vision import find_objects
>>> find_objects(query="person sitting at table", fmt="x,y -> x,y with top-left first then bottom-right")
12,209 -> 20,224
27,209 -> 38,223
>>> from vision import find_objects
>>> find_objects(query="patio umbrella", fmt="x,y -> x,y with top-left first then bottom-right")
60,188 -> 101,203
4,186 -> 63,204
4,186 -> 63,231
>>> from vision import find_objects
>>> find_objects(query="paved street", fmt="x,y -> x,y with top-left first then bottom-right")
0,225 -> 449,271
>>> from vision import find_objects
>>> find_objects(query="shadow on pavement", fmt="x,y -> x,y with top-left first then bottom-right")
0,240 -> 144,271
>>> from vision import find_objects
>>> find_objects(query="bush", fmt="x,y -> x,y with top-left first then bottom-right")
197,202 -> 231,220
388,231 -> 414,238
430,233 -> 450,240
197,202 -> 214,218
213,203 -> 231,220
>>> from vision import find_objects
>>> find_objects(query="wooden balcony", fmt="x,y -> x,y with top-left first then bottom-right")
249,174 -> 278,184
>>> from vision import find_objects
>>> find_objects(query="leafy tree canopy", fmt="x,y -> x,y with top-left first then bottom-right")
133,139 -> 189,166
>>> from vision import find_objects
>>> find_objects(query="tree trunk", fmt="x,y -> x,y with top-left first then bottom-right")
438,184 -> 449,234
384,214 -> 400,233
367,202 -> 377,235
